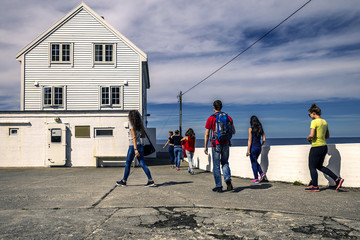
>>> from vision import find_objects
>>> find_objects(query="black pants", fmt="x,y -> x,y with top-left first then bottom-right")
308,145 -> 338,186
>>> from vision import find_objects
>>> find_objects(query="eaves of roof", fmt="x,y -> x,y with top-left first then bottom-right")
15,2 -> 147,61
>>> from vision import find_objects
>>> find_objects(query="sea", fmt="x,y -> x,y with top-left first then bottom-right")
157,137 -> 360,146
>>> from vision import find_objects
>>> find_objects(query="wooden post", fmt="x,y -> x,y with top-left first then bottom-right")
178,91 -> 182,136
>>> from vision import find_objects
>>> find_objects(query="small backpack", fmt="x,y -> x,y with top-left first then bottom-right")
212,112 -> 233,142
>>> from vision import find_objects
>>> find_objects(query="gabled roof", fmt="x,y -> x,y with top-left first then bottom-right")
16,2 -> 147,60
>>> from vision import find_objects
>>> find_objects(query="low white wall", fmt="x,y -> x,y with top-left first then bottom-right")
191,144 -> 360,188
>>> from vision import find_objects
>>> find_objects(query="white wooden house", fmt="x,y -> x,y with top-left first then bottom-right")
0,3 -> 156,167
16,2 -> 150,115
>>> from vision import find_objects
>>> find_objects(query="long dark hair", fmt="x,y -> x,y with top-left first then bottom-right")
250,115 -> 264,137
185,128 -> 195,139
128,110 -> 144,132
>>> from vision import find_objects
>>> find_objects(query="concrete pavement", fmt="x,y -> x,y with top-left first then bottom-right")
0,158 -> 359,239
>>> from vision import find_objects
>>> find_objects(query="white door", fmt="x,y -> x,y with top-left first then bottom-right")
47,123 -> 67,166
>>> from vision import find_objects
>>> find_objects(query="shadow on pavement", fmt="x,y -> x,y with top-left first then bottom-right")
91,184 -> 118,208
145,154 -> 172,166
319,186 -> 348,192
232,183 -> 272,193
194,170 -> 210,175
155,181 -> 193,187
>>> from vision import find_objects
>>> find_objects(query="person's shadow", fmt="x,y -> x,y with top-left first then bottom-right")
154,181 -> 193,187
260,146 -> 270,180
197,153 -> 212,172
324,144 -> 342,186
232,183 -> 272,193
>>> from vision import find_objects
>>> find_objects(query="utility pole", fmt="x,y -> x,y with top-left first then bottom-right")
178,91 -> 182,136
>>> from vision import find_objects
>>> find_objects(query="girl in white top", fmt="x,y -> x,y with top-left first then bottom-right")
116,110 -> 154,187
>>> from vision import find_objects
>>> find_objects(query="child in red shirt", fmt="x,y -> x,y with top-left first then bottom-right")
181,128 -> 196,174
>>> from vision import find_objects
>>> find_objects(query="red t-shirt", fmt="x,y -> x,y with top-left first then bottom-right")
205,113 -> 233,146
184,137 -> 195,152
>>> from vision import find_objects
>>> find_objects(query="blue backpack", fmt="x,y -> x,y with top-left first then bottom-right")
212,112 -> 233,142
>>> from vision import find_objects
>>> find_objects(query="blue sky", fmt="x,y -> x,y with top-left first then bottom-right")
0,0 -> 360,139
148,99 -> 360,140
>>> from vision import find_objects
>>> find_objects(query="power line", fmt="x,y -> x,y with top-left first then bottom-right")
182,0 -> 312,96
157,108 -> 178,136
157,0 -> 312,136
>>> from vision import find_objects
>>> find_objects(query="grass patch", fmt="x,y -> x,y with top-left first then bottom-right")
293,181 -> 303,186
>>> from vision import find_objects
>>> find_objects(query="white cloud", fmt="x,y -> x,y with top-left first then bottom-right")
147,50 -> 360,104
0,0 -> 360,109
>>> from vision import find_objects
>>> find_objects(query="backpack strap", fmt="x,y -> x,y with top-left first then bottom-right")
210,113 -> 217,142
216,112 -> 223,141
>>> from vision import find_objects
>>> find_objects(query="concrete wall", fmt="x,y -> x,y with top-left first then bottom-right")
187,144 -> 360,188
0,111 -> 156,167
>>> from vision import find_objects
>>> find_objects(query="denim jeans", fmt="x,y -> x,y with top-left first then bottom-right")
250,146 -> 263,179
123,144 -> 152,181
168,145 -> 175,165
174,146 -> 182,168
212,144 -> 231,188
309,145 -> 337,186
186,150 -> 194,172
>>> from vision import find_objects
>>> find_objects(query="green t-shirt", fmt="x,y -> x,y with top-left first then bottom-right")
310,118 -> 328,147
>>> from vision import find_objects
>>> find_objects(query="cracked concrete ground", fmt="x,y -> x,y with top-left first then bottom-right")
0,160 -> 359,239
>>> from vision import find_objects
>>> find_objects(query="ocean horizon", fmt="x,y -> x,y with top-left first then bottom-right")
157,137 -> 360,146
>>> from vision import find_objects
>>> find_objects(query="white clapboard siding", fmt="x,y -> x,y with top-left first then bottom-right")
24,8 -> 142,111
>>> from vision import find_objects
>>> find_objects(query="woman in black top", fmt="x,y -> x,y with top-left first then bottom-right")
163,131 -> 175,168
172,130 -> 183,171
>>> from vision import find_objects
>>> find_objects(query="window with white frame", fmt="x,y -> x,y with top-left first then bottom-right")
100,86 -> 122,107
94,44 -> 115,64
94,128 -> 114,138
111,87 -> 120,105
43,86 -> 64,107
101,87 -> 110,105
50,43 -> 72,63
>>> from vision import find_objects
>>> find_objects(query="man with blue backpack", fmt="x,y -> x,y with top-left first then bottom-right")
204,100 -> 236,192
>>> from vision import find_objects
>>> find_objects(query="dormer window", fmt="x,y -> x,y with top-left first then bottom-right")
50,43 -> 72,64
94,44 -> 115,64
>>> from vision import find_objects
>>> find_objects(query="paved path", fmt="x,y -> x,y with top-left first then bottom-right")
0,161 -> 359,239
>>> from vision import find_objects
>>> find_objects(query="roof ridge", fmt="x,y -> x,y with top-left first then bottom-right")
16,2 -> 146,60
